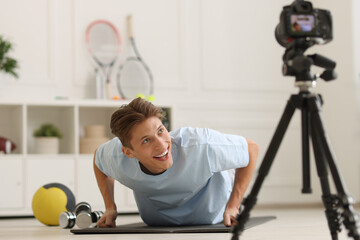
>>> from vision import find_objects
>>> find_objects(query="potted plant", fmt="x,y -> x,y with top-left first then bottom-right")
0,35 -> 19,78
33,123 -> 63,154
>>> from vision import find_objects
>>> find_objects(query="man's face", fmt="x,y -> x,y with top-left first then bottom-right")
122,116 -> 173,174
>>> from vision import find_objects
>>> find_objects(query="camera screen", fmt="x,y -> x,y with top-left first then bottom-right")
290,14 -> 315,34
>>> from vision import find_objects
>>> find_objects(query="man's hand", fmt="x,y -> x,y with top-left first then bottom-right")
223,138 -> 258,227
223,206 -> 239,227
96,209 -> 118,228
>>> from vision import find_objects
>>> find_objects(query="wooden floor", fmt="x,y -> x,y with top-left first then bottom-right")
0,207 -> 356,240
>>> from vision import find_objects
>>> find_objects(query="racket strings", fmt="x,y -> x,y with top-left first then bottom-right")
88,23 -> 120,65
117,59 -> 152,98
86,20 -> 121,99
129,39 -> 154,94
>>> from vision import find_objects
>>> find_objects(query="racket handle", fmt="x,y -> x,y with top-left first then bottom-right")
106,81 -> 111,100
127,15 -> 134,38
95,69 -> 104,99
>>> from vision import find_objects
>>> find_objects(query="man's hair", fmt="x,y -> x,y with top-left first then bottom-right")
110,97 -> 163,149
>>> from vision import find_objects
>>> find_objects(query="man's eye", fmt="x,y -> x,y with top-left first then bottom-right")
143,138 -> 150,144
158,128 -> 164,134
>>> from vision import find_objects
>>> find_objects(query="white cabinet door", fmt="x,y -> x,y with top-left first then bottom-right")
25,157 -> 75,209
0,157 -> 23,209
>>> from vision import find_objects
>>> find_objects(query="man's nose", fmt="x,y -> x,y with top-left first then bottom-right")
154,136 -> 166,149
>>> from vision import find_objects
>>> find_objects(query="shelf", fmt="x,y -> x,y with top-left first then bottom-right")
27,105 -> 75,154
78,106 -> 117,139
0,104 -> 23,154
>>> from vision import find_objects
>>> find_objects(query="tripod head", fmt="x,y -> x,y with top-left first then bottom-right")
274,0 -> 336,91
281,38 -> 337,91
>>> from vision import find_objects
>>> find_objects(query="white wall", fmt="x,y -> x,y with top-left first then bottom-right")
0,0 -> 359,205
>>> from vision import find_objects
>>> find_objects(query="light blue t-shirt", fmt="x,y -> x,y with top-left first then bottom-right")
95,127 -> 249,226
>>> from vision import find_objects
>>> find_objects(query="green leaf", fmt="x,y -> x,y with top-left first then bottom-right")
0,35 -> 19,78
33,124 -> 63,138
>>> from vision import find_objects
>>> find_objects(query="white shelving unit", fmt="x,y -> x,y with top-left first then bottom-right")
0,99 -> 172,216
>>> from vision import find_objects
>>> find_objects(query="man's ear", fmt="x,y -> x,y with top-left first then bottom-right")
122,146 -> 135,158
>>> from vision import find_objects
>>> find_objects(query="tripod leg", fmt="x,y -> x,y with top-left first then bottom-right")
301,106 -> 312,193
231,95 -> 298,240
310,118 -> 341,240
308,94 -> 360,240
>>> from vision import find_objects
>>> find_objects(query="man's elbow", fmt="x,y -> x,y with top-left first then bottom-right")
246,138 -> 259,160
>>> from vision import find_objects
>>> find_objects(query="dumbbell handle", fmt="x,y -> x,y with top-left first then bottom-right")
75,202 -> 91,215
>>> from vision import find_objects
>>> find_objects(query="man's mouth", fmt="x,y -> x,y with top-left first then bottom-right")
153,150 -> 169,161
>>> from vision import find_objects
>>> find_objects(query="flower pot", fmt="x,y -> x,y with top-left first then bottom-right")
84,125 -> 106,138
79,124 -> 108,154
80,137 -> 109,154
35,137 -> 59,154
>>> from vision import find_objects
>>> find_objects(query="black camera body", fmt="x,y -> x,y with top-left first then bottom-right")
276,0 -> 333,47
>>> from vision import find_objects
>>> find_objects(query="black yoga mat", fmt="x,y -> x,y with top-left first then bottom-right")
71,216 -> 276,234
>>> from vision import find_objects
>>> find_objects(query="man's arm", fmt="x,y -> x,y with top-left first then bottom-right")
93,151 -> 118,227
223,138 -> 259,226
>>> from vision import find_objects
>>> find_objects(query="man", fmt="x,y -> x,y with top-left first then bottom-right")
94,98 -> 258,227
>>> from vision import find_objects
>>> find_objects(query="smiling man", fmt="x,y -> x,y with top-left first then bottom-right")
93,97 -> 258,228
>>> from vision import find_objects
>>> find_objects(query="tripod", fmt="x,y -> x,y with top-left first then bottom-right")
231,41 -> 360,240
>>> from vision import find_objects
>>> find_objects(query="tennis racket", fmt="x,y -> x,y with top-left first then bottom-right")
116,15 -> 154,101
86,20 -> 121,99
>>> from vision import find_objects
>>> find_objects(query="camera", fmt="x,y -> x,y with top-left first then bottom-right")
275,0 -> 333,47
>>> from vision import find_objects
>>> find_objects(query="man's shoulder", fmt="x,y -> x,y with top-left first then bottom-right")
97,137 -> 122,155
170,127 -> 221,148
170,127 -> 245,148
102,137 -> 121,147
170,127 -> 200,139
170,127 -> 222,138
